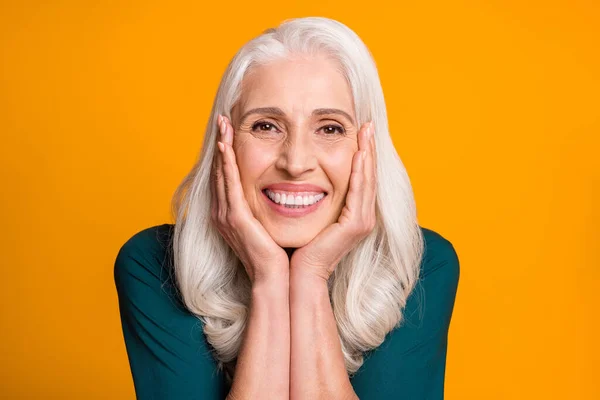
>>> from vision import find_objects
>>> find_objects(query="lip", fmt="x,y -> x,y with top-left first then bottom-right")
263,182 -> 328,194
261,189 -> 327,217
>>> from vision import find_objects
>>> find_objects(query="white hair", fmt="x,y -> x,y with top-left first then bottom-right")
170,16 -> 424,383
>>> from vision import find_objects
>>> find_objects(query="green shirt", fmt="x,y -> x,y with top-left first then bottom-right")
114,224 -> 460,399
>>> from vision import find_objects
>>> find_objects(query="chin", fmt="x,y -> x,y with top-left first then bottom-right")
268,227 -> 317,249
272,233 -> 313,249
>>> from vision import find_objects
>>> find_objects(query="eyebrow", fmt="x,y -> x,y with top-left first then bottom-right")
240,107 -> 356,126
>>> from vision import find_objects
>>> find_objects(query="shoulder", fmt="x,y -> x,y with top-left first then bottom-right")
377,226 -> 461,349
113,223 -> 184,309
113,225 -> 228,397
116,223 -> 174,262
399,226 -> 460,334
419,226 -> 460,283
114,223 -> 174,273
350,227 -> 461,395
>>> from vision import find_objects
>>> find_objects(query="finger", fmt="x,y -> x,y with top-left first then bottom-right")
363,122 -> 375,192
215,117 -> 229,214
358,121 -> 370,153
369,122 -> 378,210
220,141 -> 247,211
346,122 -> 370,212
346,146 -> 366,212
218,116 -> 246,208
357,121 -> 375,230
221,115 -> 233,146
365,122 -> 377,225
370,122 -> 377,179
213,115 -> 224,175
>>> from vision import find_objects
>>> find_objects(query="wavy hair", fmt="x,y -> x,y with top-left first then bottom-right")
170,16 -> 424,383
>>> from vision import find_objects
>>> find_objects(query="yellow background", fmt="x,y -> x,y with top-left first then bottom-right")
1,0 -> 598,398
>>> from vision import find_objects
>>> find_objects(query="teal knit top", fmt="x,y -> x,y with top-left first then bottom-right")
114,224 -> 460,399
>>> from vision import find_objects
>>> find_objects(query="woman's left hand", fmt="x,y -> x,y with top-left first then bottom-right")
290,120 -> 377,282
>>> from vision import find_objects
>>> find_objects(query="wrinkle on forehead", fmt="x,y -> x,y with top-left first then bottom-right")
232,54 -> 355,127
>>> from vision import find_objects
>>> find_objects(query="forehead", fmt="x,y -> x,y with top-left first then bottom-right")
236,55 -> 355,119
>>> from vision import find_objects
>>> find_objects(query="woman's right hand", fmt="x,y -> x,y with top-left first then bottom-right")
211,114 -> 289,285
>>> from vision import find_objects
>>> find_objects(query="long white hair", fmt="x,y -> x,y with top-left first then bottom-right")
170,16 -> 424,383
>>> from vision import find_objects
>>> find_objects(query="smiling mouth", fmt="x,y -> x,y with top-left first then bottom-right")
261,189 -> 328,209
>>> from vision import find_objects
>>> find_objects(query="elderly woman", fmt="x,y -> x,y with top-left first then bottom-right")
114,17 -> 460,400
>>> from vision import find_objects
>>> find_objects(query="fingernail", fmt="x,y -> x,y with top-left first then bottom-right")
217,141 -> 225,153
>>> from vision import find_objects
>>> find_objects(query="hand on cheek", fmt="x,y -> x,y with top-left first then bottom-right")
290,120 -> 378,282
211,115 -> 289,284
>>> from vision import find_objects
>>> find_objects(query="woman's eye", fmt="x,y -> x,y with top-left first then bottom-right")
251,121 -> 278,132
322,125 -> 346,135
250,121 -> 345,135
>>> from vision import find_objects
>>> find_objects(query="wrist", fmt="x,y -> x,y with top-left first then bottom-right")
289,267 -> 330,299
290,263 -> 330,286
251,257 -> 289,285
251,270 -> 289,296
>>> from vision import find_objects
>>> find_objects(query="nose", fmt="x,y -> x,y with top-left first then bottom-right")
274,132 -> 317,177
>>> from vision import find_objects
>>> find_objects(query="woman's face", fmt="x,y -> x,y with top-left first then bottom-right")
231,55 -> 359,248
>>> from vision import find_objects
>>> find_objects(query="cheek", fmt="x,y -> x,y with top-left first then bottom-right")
325,149 -> 355,195
234,145 -> 274,191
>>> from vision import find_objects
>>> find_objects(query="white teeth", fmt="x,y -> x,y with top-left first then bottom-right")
265,189 -> 326,207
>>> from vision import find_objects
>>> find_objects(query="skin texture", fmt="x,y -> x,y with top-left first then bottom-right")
211,114 -> 289,284
230,54 -> 360,248
213,116 -> 291,400
212,54 -> 377,399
